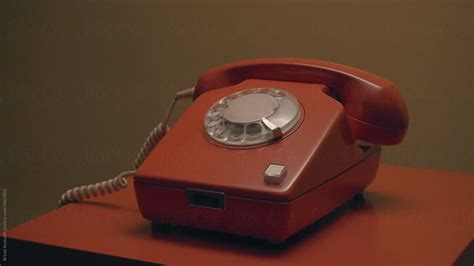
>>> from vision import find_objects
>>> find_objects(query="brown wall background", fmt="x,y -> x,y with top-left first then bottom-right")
2,0 -> 472,228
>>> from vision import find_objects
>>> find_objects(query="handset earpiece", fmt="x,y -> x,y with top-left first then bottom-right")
194,58 -> 408,145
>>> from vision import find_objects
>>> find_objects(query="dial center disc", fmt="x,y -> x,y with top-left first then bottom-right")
222,93 -> 279,123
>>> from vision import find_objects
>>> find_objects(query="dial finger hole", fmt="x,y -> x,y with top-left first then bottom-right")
207,108 -> 220,116
207,114 -> 221,122
229,124 -> 244,137
216,99 -> 228,108
270,89 -> 286,97
214,127 -> 227,139
206,119 -> 220,128
207,112 -> 219,119
246,123 -> 262,136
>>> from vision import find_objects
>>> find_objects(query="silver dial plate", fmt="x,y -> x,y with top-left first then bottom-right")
204,88 -> 301,147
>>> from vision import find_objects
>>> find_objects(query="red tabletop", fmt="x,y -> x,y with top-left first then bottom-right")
7,164 -> 473,265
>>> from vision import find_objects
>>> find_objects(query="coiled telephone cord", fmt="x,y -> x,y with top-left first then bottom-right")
57,87 -> 195,207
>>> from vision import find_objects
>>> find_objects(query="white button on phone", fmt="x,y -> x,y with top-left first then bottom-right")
264,164 -> 287,184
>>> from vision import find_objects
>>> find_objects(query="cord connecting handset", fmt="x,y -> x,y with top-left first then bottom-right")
57,88 -> 195,207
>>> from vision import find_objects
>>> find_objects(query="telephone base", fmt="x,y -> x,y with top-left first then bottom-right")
135,151 -> 380,242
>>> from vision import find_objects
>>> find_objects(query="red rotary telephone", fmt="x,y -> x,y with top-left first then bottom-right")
133,58 -> 408,242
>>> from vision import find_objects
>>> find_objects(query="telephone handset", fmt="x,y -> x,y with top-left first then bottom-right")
59,58 -> 408,243
194,58 -> 408,145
